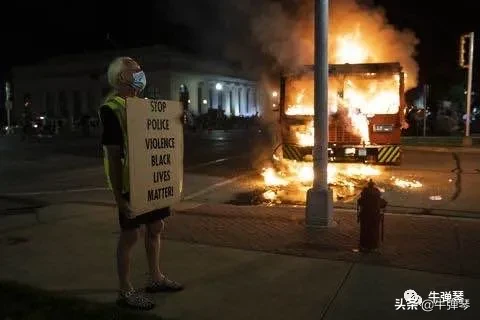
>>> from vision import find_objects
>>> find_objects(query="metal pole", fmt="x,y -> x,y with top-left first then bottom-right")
6,104 -> 11,134
5,82 -> 11,135
313,0 -> 328,189
462,32 -> 474,146
466,32 -> 474,138
423,84 -> 428,137
306,0 -> 333,227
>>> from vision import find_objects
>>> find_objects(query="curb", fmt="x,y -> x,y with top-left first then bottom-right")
402,145 -> 480,153
174,202 -> 480,221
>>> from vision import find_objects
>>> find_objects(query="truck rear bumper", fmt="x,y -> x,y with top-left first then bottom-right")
281,144 -> 401,164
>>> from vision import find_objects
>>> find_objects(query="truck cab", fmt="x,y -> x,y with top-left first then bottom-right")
276,62 -> 405,165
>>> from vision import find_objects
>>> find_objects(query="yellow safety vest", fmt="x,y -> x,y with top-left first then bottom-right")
100,95 -> 130,194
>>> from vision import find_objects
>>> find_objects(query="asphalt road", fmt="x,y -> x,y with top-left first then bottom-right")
1,131 -> 480,217
0,130 -> 269,208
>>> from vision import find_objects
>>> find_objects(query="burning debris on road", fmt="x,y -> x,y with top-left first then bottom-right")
391,176 -> 423,189
260,161 -> 425,205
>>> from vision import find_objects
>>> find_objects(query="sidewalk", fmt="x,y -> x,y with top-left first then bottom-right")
403,145 -> 480,153
0,202 -> 478,319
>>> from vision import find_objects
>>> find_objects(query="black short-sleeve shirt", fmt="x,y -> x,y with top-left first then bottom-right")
100,106 -> 123,149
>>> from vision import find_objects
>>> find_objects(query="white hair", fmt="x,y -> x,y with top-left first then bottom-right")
107,56 -> 136,89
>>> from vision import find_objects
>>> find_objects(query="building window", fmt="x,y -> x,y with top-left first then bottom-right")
197,86 -> 202,114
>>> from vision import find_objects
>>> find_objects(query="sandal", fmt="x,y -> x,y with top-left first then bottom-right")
146,275 -> 184,293
116,289 -> 155,310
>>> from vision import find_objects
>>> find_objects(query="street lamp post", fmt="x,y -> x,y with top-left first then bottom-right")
5,82 -> 12,135
423,84 -> 429,137
460,32 -> 474,146
305,0 -> 333,227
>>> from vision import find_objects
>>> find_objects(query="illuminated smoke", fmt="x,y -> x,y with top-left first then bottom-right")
164,0 -> 419,89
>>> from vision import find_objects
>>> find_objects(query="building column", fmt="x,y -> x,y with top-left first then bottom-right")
237,87 -> 243,116
241,86 -> 248,115
252,88 -> 257,115
188,81 -> 197,115
256,87 -> 263,115
232,87 -> 239,116
198,82 -> 206,114
212,82 -> 219,109
245,86 -> 250,115
225,87 -> 231,117
220,87 -> 227,113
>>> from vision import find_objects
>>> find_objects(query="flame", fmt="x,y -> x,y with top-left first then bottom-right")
392,177 -> 422,188
296,89 -> 306,104
335,29 -> 370,64
286,72 -> 402,146
263,190 -> 277,201
262,161 -> 380,200
295,121 -> 315,147
262,168 -> 288,187
345,165 -> 381,177
284,22 -> 404,146
261,162 -> 426,204
286,105 -> 314,116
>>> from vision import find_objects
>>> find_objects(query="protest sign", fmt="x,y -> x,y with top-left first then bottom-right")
126,98 -> 183,216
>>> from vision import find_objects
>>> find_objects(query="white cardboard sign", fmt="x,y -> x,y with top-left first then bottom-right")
126,98 -> 184,216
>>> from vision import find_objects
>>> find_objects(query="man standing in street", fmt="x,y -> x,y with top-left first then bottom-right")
99,57 -> 183,310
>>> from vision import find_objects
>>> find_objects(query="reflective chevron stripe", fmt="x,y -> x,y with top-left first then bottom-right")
377,146 -> 401,163
283,144 -> 304,161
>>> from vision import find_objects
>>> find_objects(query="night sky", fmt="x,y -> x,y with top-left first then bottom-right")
0,0 -> 478,98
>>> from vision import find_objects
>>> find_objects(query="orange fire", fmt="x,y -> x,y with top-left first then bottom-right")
262,162 -> 384,203
260,1 -> 421,204
335,29 -> 370,64
284,28 -> 403,146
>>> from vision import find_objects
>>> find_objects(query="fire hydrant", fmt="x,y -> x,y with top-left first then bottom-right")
356,179 -> 387,252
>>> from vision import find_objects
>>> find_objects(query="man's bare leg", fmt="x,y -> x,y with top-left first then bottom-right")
117,229 -> 139,292
145,220 -> 164,282
145,220 -> 183,292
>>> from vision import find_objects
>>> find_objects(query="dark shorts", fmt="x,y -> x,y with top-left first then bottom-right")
119,193 -> 171,231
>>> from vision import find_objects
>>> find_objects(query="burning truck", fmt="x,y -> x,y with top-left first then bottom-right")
256,0 -> 423,204
260,62 -> 420,204
274,62 -> 407,165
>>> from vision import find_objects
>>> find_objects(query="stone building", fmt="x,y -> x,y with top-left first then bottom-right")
11,45 -> 261,130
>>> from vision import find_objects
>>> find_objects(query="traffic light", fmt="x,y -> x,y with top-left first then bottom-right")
459,33 -> 472,68
460,34 -> 467,68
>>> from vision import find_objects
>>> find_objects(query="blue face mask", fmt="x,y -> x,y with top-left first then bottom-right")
131,71 -> 147,91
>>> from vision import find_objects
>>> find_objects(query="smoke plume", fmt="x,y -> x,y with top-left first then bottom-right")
164,0 -> 419,88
